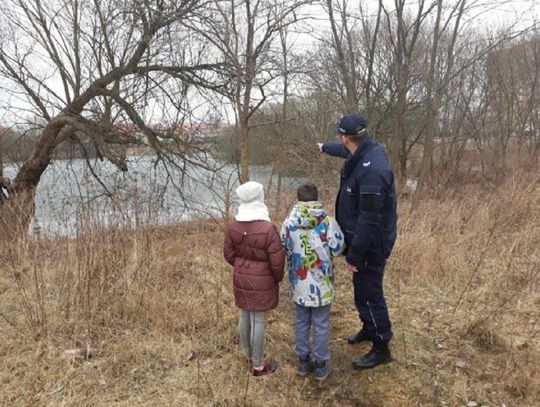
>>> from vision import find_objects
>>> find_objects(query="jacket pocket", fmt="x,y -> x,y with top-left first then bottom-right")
359,185 -> 382,214
344,185 -> 359,217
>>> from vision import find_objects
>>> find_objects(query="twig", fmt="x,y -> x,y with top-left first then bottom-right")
242,368 -> 251,407
396,259 -> 408,364
450,214 -> 499,319
0,312 -> 26,335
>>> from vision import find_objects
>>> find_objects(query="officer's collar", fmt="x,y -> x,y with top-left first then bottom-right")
343,135 -> 373,176
354,134 -> 372,157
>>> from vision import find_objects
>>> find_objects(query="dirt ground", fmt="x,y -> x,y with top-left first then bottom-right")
0,176 -> 538,406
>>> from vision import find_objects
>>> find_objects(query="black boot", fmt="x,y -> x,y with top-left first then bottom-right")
297,355 -> 313,376
314,360 -> 332,381
347,328 -> 370,345
352,341 -> 391,370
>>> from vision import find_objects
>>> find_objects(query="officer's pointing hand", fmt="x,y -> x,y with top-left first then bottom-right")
317,142 -> 323,153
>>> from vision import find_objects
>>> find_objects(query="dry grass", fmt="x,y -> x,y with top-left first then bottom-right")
0,171 -> 538,407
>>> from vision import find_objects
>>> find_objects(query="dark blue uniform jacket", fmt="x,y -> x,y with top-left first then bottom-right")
322,136 -> 397,267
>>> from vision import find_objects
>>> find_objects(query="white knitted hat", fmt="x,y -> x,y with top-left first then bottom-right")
235,181 -> 265,204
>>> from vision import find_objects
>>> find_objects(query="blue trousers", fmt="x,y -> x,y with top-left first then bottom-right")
295,304 -> 331,361
353,256 -> 393,343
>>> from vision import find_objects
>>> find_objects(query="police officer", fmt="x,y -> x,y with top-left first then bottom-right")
318,112 -> 397,369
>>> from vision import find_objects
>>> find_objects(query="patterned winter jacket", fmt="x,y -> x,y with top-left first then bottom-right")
280,202 -> 345,307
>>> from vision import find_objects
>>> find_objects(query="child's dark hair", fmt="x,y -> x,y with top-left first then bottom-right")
297,182 -> 318,202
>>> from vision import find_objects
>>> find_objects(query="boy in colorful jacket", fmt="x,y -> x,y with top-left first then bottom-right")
280,182 -> 345,380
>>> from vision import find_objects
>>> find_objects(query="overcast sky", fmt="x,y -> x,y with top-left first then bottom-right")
0,0 -> 538,128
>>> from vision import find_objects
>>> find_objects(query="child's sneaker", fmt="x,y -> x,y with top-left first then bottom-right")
252,361 -> 278,376
314,360 -> 331,381
297,355 -> 313,376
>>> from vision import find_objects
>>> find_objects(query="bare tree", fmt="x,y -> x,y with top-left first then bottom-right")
486,34 -> 540,163
417,0 -> 467,190
188,0 -> 309,183
311,0 -> 429,176
382,0 -> 434,179
0,0 -> 222,231
267,4 -> 313,210
358,0 -> 383,123
300,0 -> 536,186
324,0 -> 360,112
268,19 -> 291,210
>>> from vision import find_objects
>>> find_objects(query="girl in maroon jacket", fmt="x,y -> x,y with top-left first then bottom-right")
223,181 -> 285,376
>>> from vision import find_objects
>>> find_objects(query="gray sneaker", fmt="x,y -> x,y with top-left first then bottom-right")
297,355 -> 313,376
314,360 -> 331,381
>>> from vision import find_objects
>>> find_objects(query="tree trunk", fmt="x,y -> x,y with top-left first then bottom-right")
1,188 -> 35,237
418,0 -> 443,191
327,0 -> 358,113
10,119 -> 67,196
387,0 -> 429,181
399,120 -> 408,179
2,118 -> 68,233
275,25 -> 290,213
239,115 -> 250,183
363,0 -> 383,122
237,0 -> 256,184
393,73 -> 408,179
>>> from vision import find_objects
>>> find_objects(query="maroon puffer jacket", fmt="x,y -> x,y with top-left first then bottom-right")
223,220 -> 285,311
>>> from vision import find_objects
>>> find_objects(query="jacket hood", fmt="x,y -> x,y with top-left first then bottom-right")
284,201 -> 327,230
235,201 -> 270,222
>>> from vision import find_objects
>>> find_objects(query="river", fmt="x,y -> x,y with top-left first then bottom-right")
3,155 -> 304,237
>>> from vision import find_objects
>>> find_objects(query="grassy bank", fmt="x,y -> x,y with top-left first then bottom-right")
0,172 -> 538,406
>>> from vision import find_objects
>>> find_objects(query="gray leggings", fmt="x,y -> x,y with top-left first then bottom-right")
238,310 -> 266,368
